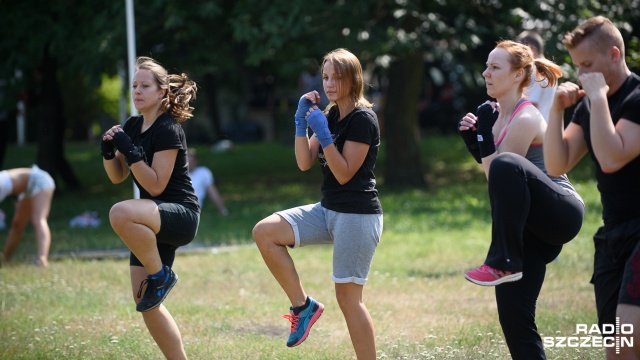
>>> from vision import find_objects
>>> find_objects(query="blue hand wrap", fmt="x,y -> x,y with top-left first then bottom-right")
294,96 -> 315,137
306,109 -> 333,148
295,116 -> 308,137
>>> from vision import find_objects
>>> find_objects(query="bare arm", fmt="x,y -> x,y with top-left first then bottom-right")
544,81 -> 588,176
206,184 -> 228,215
295,135 -> 320,171
103,152 -> 130,184
130,149 -> 178,197
319,139 -> 369,185
481,108 -> 542,178
580,73 -> 640,173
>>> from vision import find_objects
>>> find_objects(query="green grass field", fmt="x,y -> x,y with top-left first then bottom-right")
0,136 -> 608,359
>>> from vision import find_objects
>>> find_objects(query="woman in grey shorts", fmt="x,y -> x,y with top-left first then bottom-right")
253,48 -> 383,359
1,165 -> 55,267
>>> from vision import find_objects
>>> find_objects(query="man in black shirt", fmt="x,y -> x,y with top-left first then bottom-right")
544,16 -> 640,359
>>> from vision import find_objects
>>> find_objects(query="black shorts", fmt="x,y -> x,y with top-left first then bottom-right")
591,220 -> 640,329
130,201 -> 200,267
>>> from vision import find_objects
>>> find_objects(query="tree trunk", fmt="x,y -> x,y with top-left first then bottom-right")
203,73 -> 222,141
36,46 -> 81,190
383,52 -> 426,188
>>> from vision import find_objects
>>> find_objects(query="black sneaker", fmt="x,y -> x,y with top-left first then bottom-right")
136,265 -> 178,312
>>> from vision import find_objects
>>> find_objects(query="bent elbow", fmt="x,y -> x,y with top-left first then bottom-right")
109,176 -> 125,185
544,161 -> 566,177
546,168 -> 564,177
600,163 -> 622,174
147,187 -> 165,197
336,175 -> 352,186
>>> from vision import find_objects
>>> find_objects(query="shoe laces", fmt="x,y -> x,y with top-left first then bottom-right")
480,264 -> 510,277
137,278 -> 150,299
282,313 -> 300,332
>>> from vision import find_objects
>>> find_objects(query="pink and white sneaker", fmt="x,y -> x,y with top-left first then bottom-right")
465,264 -> 522,286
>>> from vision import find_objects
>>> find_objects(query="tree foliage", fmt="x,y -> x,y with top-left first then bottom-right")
1,0 -> 639,188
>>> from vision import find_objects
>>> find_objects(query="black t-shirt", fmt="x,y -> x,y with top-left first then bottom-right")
571,73 -> 640,228
122,113 -> 200,212
319,106 -> 382,214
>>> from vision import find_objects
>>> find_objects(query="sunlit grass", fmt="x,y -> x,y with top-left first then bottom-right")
0,137 -> 606,359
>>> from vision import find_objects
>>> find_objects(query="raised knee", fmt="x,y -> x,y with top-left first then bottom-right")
253,215 -> 294,249
109,203 -> 130,229
490,153 -> 518,172
252,221 -> 271,248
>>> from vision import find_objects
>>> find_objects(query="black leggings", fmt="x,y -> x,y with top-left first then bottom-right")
485,153 -> 584,272
486,153 -> 584,359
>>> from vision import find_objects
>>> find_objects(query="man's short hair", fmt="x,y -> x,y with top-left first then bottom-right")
562,16 -> 625,57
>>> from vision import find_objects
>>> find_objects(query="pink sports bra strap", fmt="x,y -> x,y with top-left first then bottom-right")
495,100 -> 533,145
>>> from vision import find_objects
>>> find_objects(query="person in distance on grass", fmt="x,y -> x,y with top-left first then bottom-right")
0,165 -> 55,267
544,16 -> 640,360
187,148 -> 229,216
101,56 -> 200,360
458,40 -> 584,359
253,48 -> 383,359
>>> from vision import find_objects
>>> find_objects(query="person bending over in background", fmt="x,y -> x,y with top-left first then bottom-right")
458,40 -> 584,359
253,48 -> 383,360
101,56 -> 199,360
0,165 -> 54,267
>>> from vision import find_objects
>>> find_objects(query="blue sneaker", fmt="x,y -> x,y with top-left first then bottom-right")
136,265 -> 178,312
282,296 -> 324,347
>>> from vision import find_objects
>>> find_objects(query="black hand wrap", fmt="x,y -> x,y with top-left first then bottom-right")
101,139 -> 115,160
476,103 -> 499,158
111,132 -> 145,166
457,120 -> 481,164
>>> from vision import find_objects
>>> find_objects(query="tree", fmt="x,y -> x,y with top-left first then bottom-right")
2,0 -> 639,190
0,1 -> 125,189
132,1 -> 236,142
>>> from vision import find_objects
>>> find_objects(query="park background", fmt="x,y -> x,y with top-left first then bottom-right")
1,1 -> 639,359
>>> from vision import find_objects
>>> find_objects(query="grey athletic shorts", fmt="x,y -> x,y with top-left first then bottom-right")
276,202 -> 383,285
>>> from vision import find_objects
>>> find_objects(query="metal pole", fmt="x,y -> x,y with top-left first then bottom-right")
16,100 -> 25,146
126,0 -> 138,117
126,0 -> 140,199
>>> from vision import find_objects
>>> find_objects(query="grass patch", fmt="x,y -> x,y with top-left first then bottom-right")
0,136 -> 606,359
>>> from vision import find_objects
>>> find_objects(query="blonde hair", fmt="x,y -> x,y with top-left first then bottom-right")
321,48 -> 373,112
135,56 -> 197,123
495,40 -> 562,93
